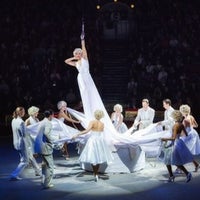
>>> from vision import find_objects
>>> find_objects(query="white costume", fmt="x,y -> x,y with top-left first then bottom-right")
160,106 -> 174,131
111,112 -> 128,133
63,57 -> 171,173
133,107 -> 155,129
25,116 -> 41,176
27,59 -> 171,173
79,131 -> 113,165
27,117 -> 78,150
10,116 -> 29,179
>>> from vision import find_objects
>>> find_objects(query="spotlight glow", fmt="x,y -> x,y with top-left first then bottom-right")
96,5 -> 100,10
130,4 -> 135,9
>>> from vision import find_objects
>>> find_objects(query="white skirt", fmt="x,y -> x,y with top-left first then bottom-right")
79,131 -> 114,165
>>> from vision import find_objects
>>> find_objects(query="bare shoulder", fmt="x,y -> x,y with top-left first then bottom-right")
58,111 -> 66,117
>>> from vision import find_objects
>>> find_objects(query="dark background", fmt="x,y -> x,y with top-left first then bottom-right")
0,0 -> 200,135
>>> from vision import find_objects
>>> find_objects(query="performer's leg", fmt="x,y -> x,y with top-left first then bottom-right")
62,143 -> 69,160
91,164 -> 100,181
166,164 -> 175,182
177,165 -> 192,182
42,154 -> 54,188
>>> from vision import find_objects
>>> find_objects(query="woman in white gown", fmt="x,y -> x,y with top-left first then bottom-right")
72,110 -> 113,181
64,33 -> 118,146
64,31 -> 171,173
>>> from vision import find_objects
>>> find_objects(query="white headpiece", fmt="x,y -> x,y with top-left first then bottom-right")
73,48 -> 83,55
28,106 -> 39,116
57,100 -> 67,110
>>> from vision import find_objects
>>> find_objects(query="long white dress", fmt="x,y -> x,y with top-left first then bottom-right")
75,58 -> 118,145
65,57 -> 171,172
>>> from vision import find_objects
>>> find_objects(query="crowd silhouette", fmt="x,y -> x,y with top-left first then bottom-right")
0,0 -> 199,128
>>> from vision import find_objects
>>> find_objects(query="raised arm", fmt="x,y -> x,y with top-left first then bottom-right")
64,56 -> 77,67
190,115 -> 198,128
80,32 -> 88,60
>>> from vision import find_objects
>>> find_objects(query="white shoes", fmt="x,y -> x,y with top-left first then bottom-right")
94,175 -> 99,182
10,176 -> 22,181
43,183 -> 54,189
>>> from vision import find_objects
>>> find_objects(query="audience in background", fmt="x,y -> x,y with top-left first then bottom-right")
0,0 -> 199,128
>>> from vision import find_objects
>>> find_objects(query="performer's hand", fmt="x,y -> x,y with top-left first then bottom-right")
72,56 -> 78,60
132,124 -> 136,129
157,122 -> 162,126
72,133 -> 79,140
80,33 -> 85,40
72,135 -> 76,140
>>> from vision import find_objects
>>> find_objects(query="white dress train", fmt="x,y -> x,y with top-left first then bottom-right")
64,58 -> 172,173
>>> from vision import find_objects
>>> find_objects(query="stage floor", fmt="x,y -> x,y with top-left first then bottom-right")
0,136 -> 200,200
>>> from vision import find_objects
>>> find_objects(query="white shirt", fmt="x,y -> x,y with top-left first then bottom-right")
134,107 -> 155,129
161,106 -> 174,130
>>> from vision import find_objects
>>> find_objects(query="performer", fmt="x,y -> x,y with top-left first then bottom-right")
10,107 -> 29,180
25,106 -> 41,176
179,104 -> 200,172
72,110 -> 113,181
132,99 -> 155,130
157,99 -> 175,131
35,110 -> 55,189
111,104 -> 128,133
57,100 -> 80,160
161,110 -> 193,183
64,27 -> 117,146
63,23 -> 171,173
25,106 -> 40,125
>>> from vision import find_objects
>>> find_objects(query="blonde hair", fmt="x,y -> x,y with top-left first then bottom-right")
28,106 -> 39,116
73,48 -> 83,56
179,104 -> 191,115
171,110 -> 183,122
113,104 -> 123,112
94,110 -> 104,120
57,100 -> 67,110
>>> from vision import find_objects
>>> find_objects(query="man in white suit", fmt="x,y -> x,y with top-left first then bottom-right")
132,99 -> 155,130
157,98 -> 174,131
10,107 -> 29,181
